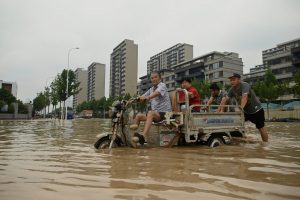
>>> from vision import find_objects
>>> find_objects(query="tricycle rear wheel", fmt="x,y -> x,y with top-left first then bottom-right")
208,136 -> 224,148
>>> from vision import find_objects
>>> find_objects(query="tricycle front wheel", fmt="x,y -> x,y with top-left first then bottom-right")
94,136 -> 119,149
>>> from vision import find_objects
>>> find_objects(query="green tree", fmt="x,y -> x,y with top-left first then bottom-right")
33,92 -> 46,112
191,79 -> 210,102
48,70 -> 80,118
59,69 -> 81,101
0,88 -> 16,104
44,86 -> 51,116
0,100 -> 5,110
17,100 -> 28,114
50,75 -> 62,117
253,69 -> 280,120
293,71 -> 300,97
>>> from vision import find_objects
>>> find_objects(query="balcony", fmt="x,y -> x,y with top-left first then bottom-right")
292,47 -> 300,67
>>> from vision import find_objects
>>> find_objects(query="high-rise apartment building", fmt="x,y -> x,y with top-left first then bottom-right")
73,68 -> 88,109
87,62 -> 105,101
147,43 -> 193,74
110,39 -> 138,98
262,38 -> 300,84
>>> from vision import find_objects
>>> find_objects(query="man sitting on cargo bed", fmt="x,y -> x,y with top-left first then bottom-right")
173,78 -> 201,112
130,71 -> 172,145
205,83 -> 228,112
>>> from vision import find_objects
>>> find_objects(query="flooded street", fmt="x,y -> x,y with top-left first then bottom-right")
0,119 -> 299,200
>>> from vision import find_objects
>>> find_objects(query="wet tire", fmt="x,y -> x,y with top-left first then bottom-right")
208,137 -> 224,148
94,136 -> 119,149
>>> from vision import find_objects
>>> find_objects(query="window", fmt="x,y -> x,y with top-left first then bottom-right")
213,62 -> 219,69
219,71 -> 223,77
219,61 -> 223,67
213,72 -> 219,78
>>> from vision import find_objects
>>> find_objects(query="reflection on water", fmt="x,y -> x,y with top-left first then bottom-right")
0,119 -> 299,200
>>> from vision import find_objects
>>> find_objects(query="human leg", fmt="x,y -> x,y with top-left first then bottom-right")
245,109 -> 268,142
133,111 -> 160,146
258,127 -> 268,142
130,113 -> 146,129
171,91 -> 178,112
142,111 -> 161,137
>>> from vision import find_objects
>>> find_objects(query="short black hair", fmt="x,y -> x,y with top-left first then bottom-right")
228,73 -> 241,79
209,83 -> 220,90
180,77 -> 192,83
151,71 -> 161,78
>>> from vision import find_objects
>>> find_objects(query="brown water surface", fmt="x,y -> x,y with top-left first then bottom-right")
0,119 -> 299,200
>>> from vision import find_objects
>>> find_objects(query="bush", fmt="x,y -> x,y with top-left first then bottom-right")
0,100 -> 5,113
7,104 -> 15,113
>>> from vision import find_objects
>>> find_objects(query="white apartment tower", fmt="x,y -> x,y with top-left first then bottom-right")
73,68 -> 88,109
109,39 -> 138,98
87,62 -> 105,101
147,43 -> 193,73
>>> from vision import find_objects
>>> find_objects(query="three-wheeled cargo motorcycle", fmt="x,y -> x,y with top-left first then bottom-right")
94,89 -> 246,149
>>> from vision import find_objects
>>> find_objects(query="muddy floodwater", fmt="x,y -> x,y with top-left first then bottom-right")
0,119 -> 299,200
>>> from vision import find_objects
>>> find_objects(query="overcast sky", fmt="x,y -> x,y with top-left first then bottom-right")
1,0 -> 300,102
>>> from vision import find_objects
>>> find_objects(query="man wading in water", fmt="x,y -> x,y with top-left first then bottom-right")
223,73 -> 269,142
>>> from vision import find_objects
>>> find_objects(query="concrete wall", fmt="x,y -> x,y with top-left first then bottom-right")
265,109 -> 300,120
0,114 -> 30,120
0,103 -> 32,120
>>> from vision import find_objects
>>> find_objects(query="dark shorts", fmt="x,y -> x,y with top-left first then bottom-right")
147,111 -> 166,122
244,108 -> 265,129
157,112 -> 166,122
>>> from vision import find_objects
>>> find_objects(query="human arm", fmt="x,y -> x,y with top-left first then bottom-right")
139,91 -> 160,101
140,83 -> 165,101
240,82 -> 251,110
202,96 -> 213,111
207,96 -> 213,106
240,94 -> 248,110
217,97 -> 228,112
188,87 -> 200,99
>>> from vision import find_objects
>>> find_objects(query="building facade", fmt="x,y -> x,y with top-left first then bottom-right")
138,51 -> 243,94
0,80 -> 17,98
87,62 -> 105,101
147,43 -> 193,74
243,65 -> 267,86
203,52 -> 243,86
244,38 -> 300,87
110,39 -> 138,98
73,68 -> 88,109
262,38 -> 300,85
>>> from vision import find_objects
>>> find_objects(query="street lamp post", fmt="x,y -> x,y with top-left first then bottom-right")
65,47 -> 79,120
